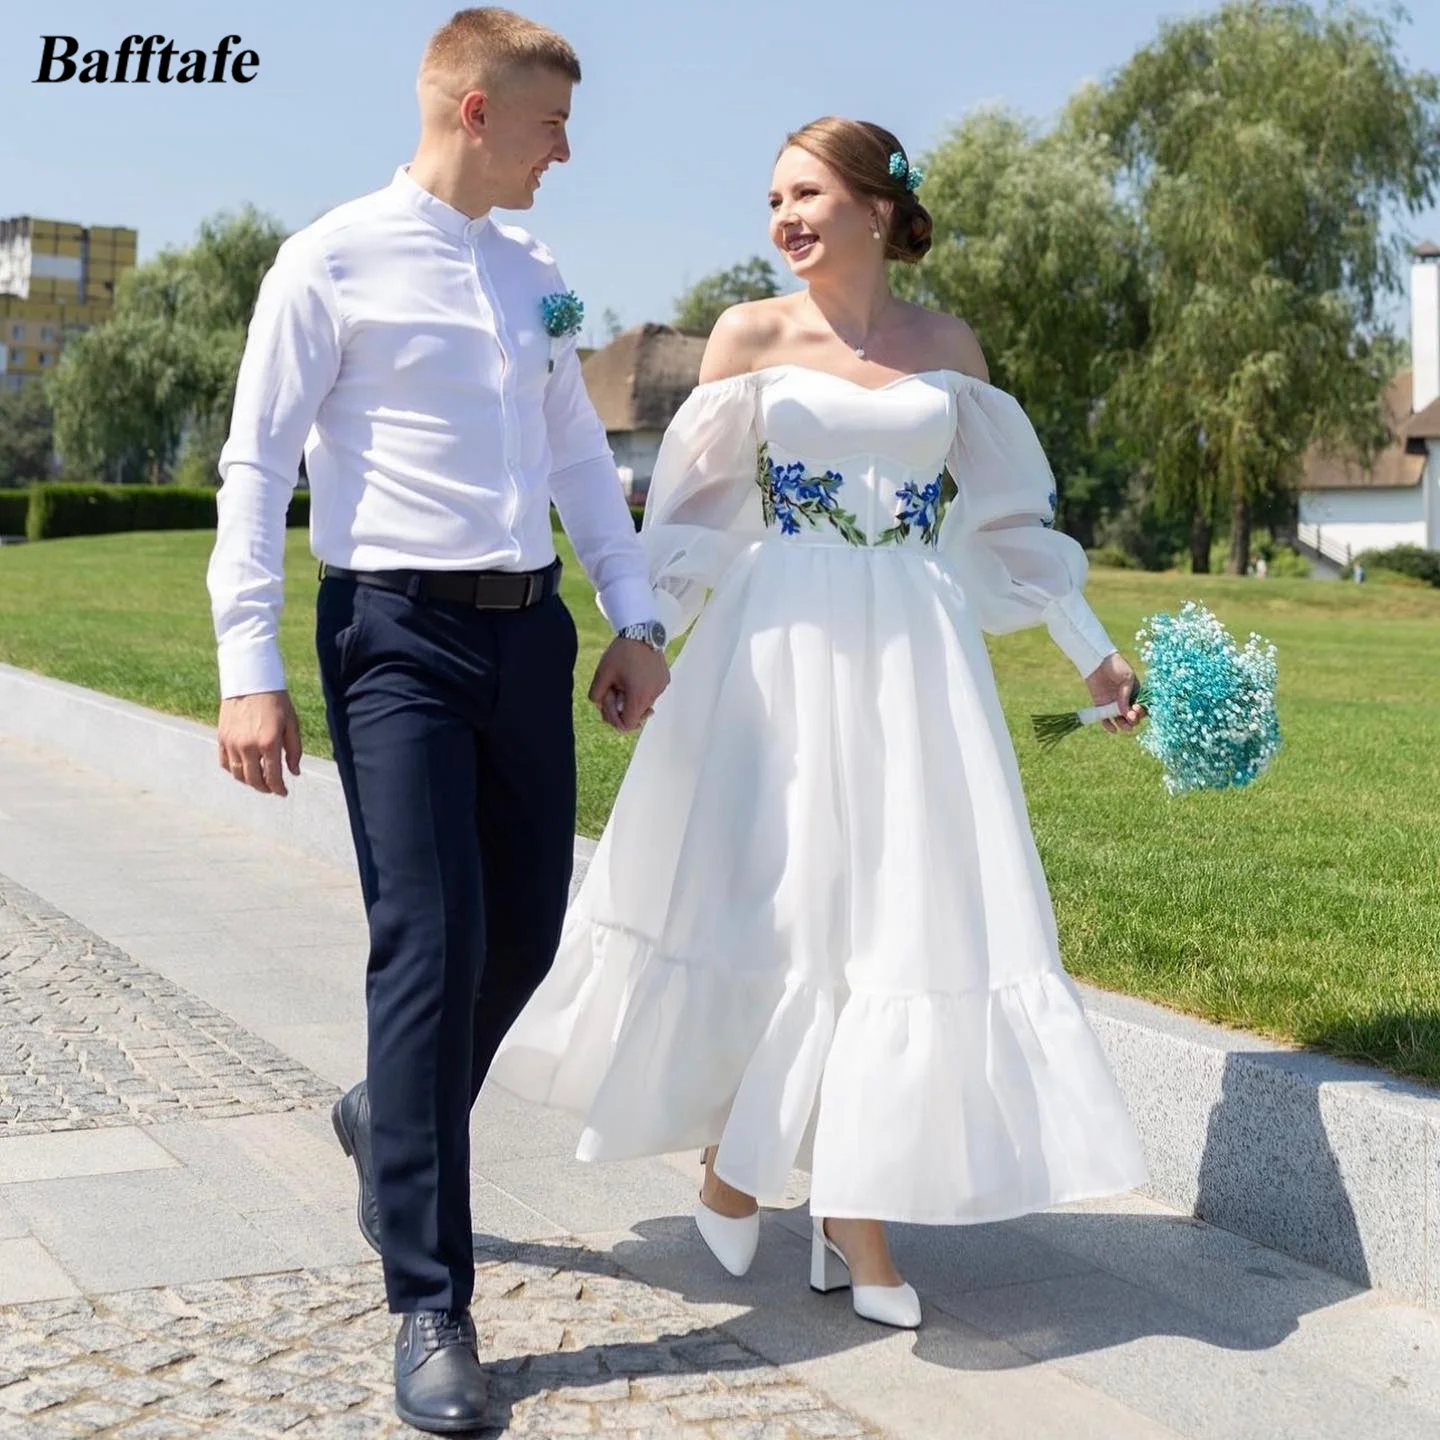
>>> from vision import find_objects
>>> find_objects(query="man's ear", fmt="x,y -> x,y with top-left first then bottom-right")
460,89 -> 488,135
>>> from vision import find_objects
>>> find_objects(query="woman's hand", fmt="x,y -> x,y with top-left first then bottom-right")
1085,652 -> 1145,734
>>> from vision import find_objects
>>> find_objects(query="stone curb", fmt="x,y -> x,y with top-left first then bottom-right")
1,661 -> 1434,1310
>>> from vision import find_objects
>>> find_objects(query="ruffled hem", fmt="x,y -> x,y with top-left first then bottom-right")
491,918 -> 1148,1225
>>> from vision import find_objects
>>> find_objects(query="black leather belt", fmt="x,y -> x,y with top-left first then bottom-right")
319,558 -> 562,610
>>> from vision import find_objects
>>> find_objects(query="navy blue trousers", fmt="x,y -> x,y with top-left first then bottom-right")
316,574 -> 577,1314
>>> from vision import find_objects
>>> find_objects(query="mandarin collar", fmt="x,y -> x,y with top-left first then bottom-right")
391,166 -> 491,241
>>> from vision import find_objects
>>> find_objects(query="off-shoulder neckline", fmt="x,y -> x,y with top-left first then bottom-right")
691,363 -> 999,397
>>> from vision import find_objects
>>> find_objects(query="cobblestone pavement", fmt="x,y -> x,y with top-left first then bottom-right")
0,1243 -> 874,1439
0,877 -> 337,1136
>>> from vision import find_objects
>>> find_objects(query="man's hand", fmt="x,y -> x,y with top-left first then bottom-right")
217,691 -> 303,796
588,639 -> 670,734
1084,652 -> 1145,735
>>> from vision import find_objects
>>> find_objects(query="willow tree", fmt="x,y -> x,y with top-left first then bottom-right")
896,108 -> 1148,546
51,207 -> 285,483
1082,0 -> 1440,572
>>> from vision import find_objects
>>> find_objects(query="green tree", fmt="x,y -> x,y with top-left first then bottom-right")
1082,0 -> 1440,573
894,108 -> 1148,546
51,297 -> 209,483
0,383 -> 55,486
50,206 -> 286,483
188,207 -> 290,331
673,257 -> 781,335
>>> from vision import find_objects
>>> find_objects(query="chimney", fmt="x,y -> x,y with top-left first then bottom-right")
1412,241 -> 1440,414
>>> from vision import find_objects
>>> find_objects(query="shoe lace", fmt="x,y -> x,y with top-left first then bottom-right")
417,1310 -> 476,1350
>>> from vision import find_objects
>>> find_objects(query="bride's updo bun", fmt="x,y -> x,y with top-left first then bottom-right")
782,117 -> 933,264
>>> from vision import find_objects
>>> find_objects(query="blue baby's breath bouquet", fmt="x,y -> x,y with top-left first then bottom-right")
1032,600 -> 1281,795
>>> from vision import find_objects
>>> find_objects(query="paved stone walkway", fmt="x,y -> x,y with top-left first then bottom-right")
0,878 -> 335,1137
0,874 -> 873,1437
4,731 -> 1440,1440
0,1247 -> 871,1438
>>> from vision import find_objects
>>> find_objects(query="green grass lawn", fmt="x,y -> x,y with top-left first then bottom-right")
4,530 -> 1440,1082
0,529 -> 638,839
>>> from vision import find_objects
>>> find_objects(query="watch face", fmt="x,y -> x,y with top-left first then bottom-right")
623,621 -> 666,649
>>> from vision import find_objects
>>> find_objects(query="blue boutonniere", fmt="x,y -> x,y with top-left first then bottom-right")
540,290 -> 584,371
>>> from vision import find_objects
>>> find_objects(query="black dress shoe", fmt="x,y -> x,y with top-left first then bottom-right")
394,1310 -> 489,1434
331,1081 -> 382,1255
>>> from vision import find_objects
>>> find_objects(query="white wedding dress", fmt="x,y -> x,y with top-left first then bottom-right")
491,365 -> 1147,1223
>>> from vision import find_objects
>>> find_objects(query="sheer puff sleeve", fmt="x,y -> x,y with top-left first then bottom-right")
638,373 -> 765,639
939,378 -> 1117,679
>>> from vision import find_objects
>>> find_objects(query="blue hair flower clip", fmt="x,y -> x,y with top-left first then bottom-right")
540,290 -> 585,371
887,150 -> 925,192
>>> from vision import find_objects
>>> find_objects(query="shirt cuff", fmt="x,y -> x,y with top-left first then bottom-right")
1043,590 -> 1116,679
596,575 -> 659,633
217,638 -> 287,700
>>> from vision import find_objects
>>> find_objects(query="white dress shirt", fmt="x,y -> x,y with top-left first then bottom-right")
207,166 -> 654,699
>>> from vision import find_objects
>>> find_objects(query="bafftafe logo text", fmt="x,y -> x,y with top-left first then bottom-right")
35,35 -> 259,84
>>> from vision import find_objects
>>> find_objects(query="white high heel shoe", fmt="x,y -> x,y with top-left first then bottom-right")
695,1198 -> 760,1277
810,1218 -> 922,1329
694,1150 -> 759,1277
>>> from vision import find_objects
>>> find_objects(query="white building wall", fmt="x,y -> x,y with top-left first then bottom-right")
1413,258 -> 1440,414
0,234 -> 30,298
608,430 -> 663,500
1298,486 -> 1426,560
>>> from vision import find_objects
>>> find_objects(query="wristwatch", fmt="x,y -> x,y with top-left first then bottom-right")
617,620 -> 668,652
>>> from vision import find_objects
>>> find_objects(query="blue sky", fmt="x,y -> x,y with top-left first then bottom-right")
3,0 -> 1439,344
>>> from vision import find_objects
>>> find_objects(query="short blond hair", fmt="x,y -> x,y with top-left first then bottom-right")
421,8 -> 581,87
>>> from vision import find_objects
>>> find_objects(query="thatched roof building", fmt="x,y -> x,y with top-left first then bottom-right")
581,324 -> 708,499
582,324 -> 706,433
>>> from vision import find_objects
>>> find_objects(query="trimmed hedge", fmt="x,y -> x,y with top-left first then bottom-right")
1348,544 -> 1440,588
22,484 -> 642,543
0,490 -> 28,538
28,484 -> 216,542
1259,545 -> 1311,579
24,483 -> 311,542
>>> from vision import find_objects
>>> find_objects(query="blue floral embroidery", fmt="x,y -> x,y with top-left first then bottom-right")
879,473 -> 946,547
757,444 -> 865,545
1041,488 -> 1057,529
755,449 -> 963,547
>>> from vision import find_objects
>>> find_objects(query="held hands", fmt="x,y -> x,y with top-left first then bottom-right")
1084,652 -> 1145,735
217,691 -> 303,796
589,638 -> 670,733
